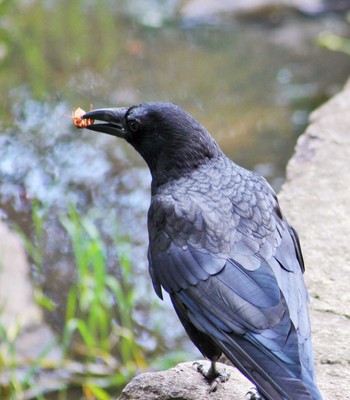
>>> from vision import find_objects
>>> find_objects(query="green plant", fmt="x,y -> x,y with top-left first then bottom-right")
0,316 -> 50,400
0,319 -> 23,400
61,206 -> 147,383
10,202 -> 149,399
317,12 -> 350,55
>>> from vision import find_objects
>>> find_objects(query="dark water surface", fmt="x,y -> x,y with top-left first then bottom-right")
1,0 -> 350,384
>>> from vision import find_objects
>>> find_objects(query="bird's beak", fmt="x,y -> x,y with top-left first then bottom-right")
82,107 -> 128,138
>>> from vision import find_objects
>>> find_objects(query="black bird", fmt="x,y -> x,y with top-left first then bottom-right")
82,103 -> 322,400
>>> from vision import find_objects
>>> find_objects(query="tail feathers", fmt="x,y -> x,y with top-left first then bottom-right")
300,361 -> 323,400
218,331 -> 321,400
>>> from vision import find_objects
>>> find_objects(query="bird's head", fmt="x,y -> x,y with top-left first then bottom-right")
82,102 -> 220,187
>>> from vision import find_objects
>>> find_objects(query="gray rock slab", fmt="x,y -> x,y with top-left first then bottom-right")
279,79 -> 350,398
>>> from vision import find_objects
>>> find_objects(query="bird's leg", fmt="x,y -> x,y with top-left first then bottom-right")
193,360 -> 230,392
246,387 -> 266,400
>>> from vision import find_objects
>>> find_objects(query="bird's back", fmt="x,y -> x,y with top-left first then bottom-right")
148,153 -> 322,399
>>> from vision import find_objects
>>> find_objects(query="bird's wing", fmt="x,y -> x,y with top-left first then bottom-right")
152,242 -> 284,333
150,237 -> 314,399
148,191 -> 316,399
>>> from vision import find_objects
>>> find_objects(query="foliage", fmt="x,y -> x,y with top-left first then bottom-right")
0,0 -> 124,97
60,205 -> 147,374
317,12 -> 350,56
1,203 -> 148,399
0,316 -> 52,400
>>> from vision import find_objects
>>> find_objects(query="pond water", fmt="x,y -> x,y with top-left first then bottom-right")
0,0 -> 350,396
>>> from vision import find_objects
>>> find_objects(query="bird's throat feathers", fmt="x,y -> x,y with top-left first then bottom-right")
148,127 -> 220,190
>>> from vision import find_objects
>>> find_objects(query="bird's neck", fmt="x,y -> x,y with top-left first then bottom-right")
149,140 -> 222,192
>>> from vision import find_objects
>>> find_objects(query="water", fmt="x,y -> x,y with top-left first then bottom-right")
0,0 -> 350,394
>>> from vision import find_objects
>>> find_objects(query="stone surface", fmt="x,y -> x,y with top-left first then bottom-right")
180,0 -> 325,20
118,361 -> 251,400
0,221 -> 42,329
117,81 -> 350,399
278,79 -> 350,398
0,221 -> 61,363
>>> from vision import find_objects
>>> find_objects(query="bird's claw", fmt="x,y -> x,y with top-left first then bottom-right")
208,374 -> 230,393
193,361 -> 230,392
246,387 -> 265,400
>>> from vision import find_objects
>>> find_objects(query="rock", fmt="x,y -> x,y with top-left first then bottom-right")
180,0 -> 350,21
180,0 -> 290,21
117,361 -> 251,400
0,221 -> 62,364
0,221 -> 42,329
117,80 -> 350,399
279,78 -> 350,398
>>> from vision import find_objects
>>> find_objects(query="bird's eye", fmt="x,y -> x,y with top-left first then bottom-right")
127,119 -> 141,133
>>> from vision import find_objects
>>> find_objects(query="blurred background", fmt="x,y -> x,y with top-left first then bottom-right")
0,0 -> 350,399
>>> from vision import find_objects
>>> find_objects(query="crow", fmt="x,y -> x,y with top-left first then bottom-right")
82,102 -> 323,399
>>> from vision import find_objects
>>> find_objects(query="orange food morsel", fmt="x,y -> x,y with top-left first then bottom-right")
71,106 -> 94,129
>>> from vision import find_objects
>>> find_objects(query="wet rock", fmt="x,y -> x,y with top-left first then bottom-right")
180,0 -> 350,22
116,80 -> 350,399
180,0 -> 284,22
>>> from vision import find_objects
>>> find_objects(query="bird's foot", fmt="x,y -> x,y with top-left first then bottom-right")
246,387 -> 266,400
193,361 -> 230,393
